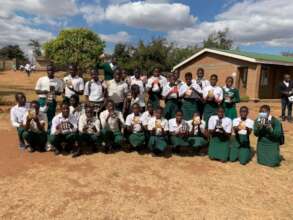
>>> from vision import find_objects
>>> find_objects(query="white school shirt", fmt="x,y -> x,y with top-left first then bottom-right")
179,82 -> 202,98
203,85 -> 223,102
108,79 -> 128,104
78,114 -> 100,135
147,117 -> 169,136
187,120 -> 206,135
168,118 -> 189,134
51,113 -> 78,135
100,110 -> 125,131
10,103 -> 30,128
193,79 -> 210,94
35,76 -> 64,98
162,83 -> 180,99
70,105 -> 84,122
233,117 -> 254,135
130,76 -> 145,107
146,75 -> 168,92
141,111 -> 153,126
63,75 -> 85,98
22,111 -> 48,133
125,113 -> 143,133
208,115 -> 232,133
84,80 -> 107,102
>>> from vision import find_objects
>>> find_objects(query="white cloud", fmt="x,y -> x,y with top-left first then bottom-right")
80,4 -> 105,24
99,31 -> 131,43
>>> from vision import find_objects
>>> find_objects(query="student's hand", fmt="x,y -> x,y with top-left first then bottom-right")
69,123 -> 74,129
83,126 -> 88,132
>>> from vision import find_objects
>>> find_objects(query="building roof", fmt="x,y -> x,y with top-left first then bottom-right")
173,48 -> 293,71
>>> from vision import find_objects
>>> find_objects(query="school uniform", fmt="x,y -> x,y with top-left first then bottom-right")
10,103 -> 30,148
208,115 -> 232,161
146,75 -> 167,109
187,119 -> 208,148
35,76 -> 64,130
70,105 -> 83,122
230,118 -> 254,165
100,110 -> 125,146
194,78 -> 210,115
203,85 -> 223,125
169,118 -> 190,148
130,76 -> 146,109
22,111 -> 47,150
99,62 -> 116,81
254,115 -> 282,167
125,113 -> 145,148
147,117 -> 169,152
78,113 -> 101,147
141,111 -> 153,127
222,86 -> 240,120
279,80 -> 293,120
63,75 -> 84,100
162,82 -> 182,120
107,79 -> 128,111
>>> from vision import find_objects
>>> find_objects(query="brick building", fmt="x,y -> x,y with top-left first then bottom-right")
173,48 -> 293,100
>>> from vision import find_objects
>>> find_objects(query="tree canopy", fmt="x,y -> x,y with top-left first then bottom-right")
203,28 -> 233,50
28,40 -> 42,57
0,45 -> 27,63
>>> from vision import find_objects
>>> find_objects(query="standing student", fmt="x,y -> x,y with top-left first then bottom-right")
121,69 -> 130,85
146,67 -> 167,109
230,106 -> 254,165
147,107 -> 169,155
162,74 -> 181,120
35,64 -> 63,130
99,57 -> 117,81
69,94 -> 83,122
129,70 -> 146,110
10,92 -> 30,149
123,84 -> 141,118
203,74 -> 223,125
222,76 -> 240,120
22,101 -> 47,152
78,105 -> 101,157
107,69 -> 128,112
194,68 -> 210,116
254,105 -> 283,167
63,64 -> 84,102
49,102 -> 78,156
125,103 -> 145,150
179,72 -> 202,120
208,107 -> 232,162
279,74 -> 293,122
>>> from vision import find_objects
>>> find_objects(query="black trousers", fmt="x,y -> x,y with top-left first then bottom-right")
281,97 -> 292,118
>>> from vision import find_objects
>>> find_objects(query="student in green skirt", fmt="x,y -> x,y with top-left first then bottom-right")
230,106 -> 254,165
125,103 -> 145,151
254,105 -> 283,167
222,76 -> 240,120
147,107 -> 170,156
208,107 -> 232,162
203,74 -> 223,125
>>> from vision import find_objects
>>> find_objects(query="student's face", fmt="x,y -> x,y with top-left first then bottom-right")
185,75 -> 192,85
68,66 -> 76,77
62,105 -> 70,118
30,103 -> 40,114
155,110 -> 162,119
70,97 -> 78,106
284,74 -> 291,82
174,70 -> 180,79
260,107 -> 270,115
47,67 -> 55,79
91,72 -> 99,81
226,78 -> 233,88
114,72 -> 121,82
147,104 -> 153,113
107,102 -> 114,111
132,105 -> 140,114
132,86 -> 140,96
121,70 -> 127,79
17,94 -> 26,105
240,108 -> 248,119
176,112 -> 183,122
85,108 -> 93,118
153,68 -> 160,77
217,108 -> 225,118
170,76 -> 176,84
210,77 -> 217,86
197,70 -> 204,79
112,58 -> 117,65
134,71 -> 140,79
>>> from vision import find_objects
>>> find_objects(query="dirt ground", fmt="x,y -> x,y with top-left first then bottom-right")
0,71 -> 292,219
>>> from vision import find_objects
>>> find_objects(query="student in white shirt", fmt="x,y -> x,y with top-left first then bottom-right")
100,100 -> 125,152
63,64 -> 84,102
22,101 -> 47,152
147,107 -> 169,155
203,74 -> 223,125
195,68 -> 210,116
125,103 -> 145,150
107,69 -> 128,112
69,94 -> 83,122
122,84 -> 142,118
129,70 -> 145,109
141,102 -> 154,130
208,107 -> 232,162
10,92 -> 30,148
48,102 -> 78,156
78,105 -> 101,157
146,67 -> 167,109
35,64 -> 63,131
230,106 -> 254,165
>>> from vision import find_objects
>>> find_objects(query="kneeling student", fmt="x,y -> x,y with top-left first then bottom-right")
208,107 -> 232,162
22,101 -> 47,152
125,103 -> 145,150
49,102 -> 78,156
78,105 -> 101,157
230,106 -> 254,165
147,107 -> 169,155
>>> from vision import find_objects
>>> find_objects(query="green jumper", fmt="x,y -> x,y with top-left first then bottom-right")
22,130 -> 47,150
203,101 -> 219,126
148,136 -> 168,152
128,132 -> 145,148
187,133 -> 208,149
208,133 -> 231,162
164,99 -> 180,120
101,128 -> 125,146
181,98 -> 199,120
79,133 -> 101,146
99,63 -> 114,81
170,135 -> 189,148
49,133 -> 78,151
222,88 -> 240,120
148,91 -> 161,109
229,134 -> 252,165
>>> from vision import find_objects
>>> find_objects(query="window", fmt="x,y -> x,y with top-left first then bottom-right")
239,67 -> 248,88
261,66 -> 269,86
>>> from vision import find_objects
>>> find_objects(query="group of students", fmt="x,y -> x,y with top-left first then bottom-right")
10,63 -> 284,167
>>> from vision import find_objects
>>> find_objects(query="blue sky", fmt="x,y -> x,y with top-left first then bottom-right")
1,0 -> 293,55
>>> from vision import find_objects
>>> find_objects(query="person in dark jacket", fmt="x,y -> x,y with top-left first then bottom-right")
279,74 -> 293,122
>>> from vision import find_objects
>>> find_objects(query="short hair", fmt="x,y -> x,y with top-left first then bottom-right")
132,103 -> 140,108
106,99 -> 114,106
175,110 -> 183,114
15,92 -> 25,101
185,72 -> 193,78
61,101 -> 70,108
47,63 -> 55,71
217,106 -> 225,111
240,106 -> 249,112
260,105 -> 270,112
30,100 -> 40,107
70,94 -> 80,103
155,107 -> 163,112
197,68 -> 204,73
226,76 -> 234,82
131,84 -> 140,93
210,74 -> 218,80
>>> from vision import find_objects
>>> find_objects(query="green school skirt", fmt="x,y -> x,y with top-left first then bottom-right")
101,128 -> 125,145
187,136 -> 208,148
79,133 -> 101,145
148,136 -> 168,152
49,133 -> 78,149
203,101 -> 218,126
149,92 -> 161,109
181,99 -> 199,120
257,137 -> 281,167
223,103 -> 237,120
229,135 -> 251,165
164,99 -> 180,120
208,136 -> 230,161
170,135 -> 189,148
129,132 -> 145,147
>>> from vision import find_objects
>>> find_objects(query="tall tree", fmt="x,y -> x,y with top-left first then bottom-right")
203,28 -> 233,50
0,45 -> 27,63
28,39 -> 42,57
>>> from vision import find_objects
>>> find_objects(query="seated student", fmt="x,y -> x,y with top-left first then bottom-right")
147,107 -> 169,155
123,84 -> 142,118
100,100 -> 125,152
22,101 -> 47,152
69,94 -> 83,122
254,105 -> 283,167
203,74 -> 223,125
208,107 -> 232,162
230,106 -> 254,165
49,102 -> 78,156
162,74 -> 181,120
222,76 -> 240,120
187,112 -> 208,151
129,69 -> 146,110
78,105 -> 101,157
169,110 -> 190,153
10,92 -> 30,149
141,102 -> 154,130
125,103 -> 145,150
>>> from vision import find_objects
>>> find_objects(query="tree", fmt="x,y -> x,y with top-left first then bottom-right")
0,45 -> 27,63
43,28 -> 105,72
28,39 -> 42,57
203,28 -> 233,50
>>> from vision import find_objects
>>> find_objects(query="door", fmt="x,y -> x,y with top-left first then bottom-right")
237,67 -> 248,96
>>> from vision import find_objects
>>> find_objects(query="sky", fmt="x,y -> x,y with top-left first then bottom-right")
1,0 -> 293,56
